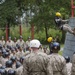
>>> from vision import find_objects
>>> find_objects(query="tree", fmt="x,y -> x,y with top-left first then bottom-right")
0,0 -> 71,40
0,0 -> 23,37
23,0 -> 71,40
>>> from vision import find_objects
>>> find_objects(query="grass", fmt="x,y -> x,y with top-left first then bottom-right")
58,44 -> 64,55
58,50 -> 63,55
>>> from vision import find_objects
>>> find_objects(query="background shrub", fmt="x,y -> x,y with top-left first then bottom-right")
0,25 -> 65,44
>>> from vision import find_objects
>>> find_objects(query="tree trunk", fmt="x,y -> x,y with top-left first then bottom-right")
6,17 -> 10,38
7,22 -> 10,37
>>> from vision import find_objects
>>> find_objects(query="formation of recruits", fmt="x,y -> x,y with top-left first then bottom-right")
0,35 -> 50,75
0,35 -> 75,75
0,36 -> 31,75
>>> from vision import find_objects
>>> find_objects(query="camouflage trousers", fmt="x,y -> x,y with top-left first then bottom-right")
53,71 -> 63,75
28,71 -> 46,75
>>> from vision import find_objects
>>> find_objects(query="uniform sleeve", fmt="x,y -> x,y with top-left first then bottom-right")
47,61 -> 53,75
16,69 -> 19,75
46,58 -> 53,75
71,54 -> 75,75
61,60 -> 68,75
61,19 -> 68,23
16,67 -> 23,75
21,59 -> 29,75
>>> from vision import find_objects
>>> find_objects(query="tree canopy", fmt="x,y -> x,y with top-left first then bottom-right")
22,0 -> 71,38
0,0 -> 71,26
0,0 -> 23,27
0,0 -> 72,38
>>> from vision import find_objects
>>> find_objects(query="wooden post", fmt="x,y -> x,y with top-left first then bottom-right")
19,25 -> 22,35
71,0 -> 75,17
6,25 -> 8,41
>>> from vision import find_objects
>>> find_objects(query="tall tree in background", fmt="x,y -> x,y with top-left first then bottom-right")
0,0 -> 23,37
23,0 -> 71,40
0,0 -> 71,40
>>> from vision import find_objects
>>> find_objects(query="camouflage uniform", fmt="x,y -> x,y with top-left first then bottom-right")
26,40 -> 30,47
66,62 -> 72,75
39,48 -> 44,52
0,40 -> 5,47
9,53 -> 16,59
48,53 -> 68,75
16,66 -> 23,75
13,41 -> 17,47
17,39 -> 25,49
39,44 -> 44,53
43,47 -> 50,55
24,51 -> 30,56
0,36 -> 5,47
12,63 -> 16,70
22,51 -> 53,75
0,64 -> 2,67
0,56 -> 4,64
6,40 -> 14,47
1,58 -> 9,66
25,37 -> 31,50
5,68 -> 13,72
15,51 -> 25,60
71,54 -> 75,75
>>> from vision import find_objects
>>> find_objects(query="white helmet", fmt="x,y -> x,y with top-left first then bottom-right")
30,39 -> 41,48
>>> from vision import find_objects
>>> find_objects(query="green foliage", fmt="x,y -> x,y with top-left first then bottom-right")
10,26 -> 20,39
22,26 -> 31,41
0,29 -> 5,38
34,30 -> 47,44
23,0 -> 71,40
58,50 -> 63,55
48,28 -> 62,39
0,26 -> 64,44
0,0 -> 23,27
10,26 -> 31,41
26,0 -> 71,27
0,0 -> 71,42
32,27 -> 63,44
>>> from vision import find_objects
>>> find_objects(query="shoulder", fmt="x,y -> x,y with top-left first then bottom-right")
11,40 -> 14,43
48,54 -> 65,60
26,41 -> 28,43
37,52 -> 49,61
16,66 -> 23,71
24,53 -> 32,59
56,54 -> 65,61
25,52 -> 48,60
72,54 -> 75,62
23,53 -> 34,64
17,40 -> 19,42
38,51 -> 47,56
22,40 -> 25,42
58,55 -> 65,60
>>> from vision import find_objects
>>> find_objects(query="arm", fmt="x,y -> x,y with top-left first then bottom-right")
62,60 -> 68,75
46,58 -> 53,75
71,54 -> 75,75
21,59 -> 29,75
61,19 -> 69,23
